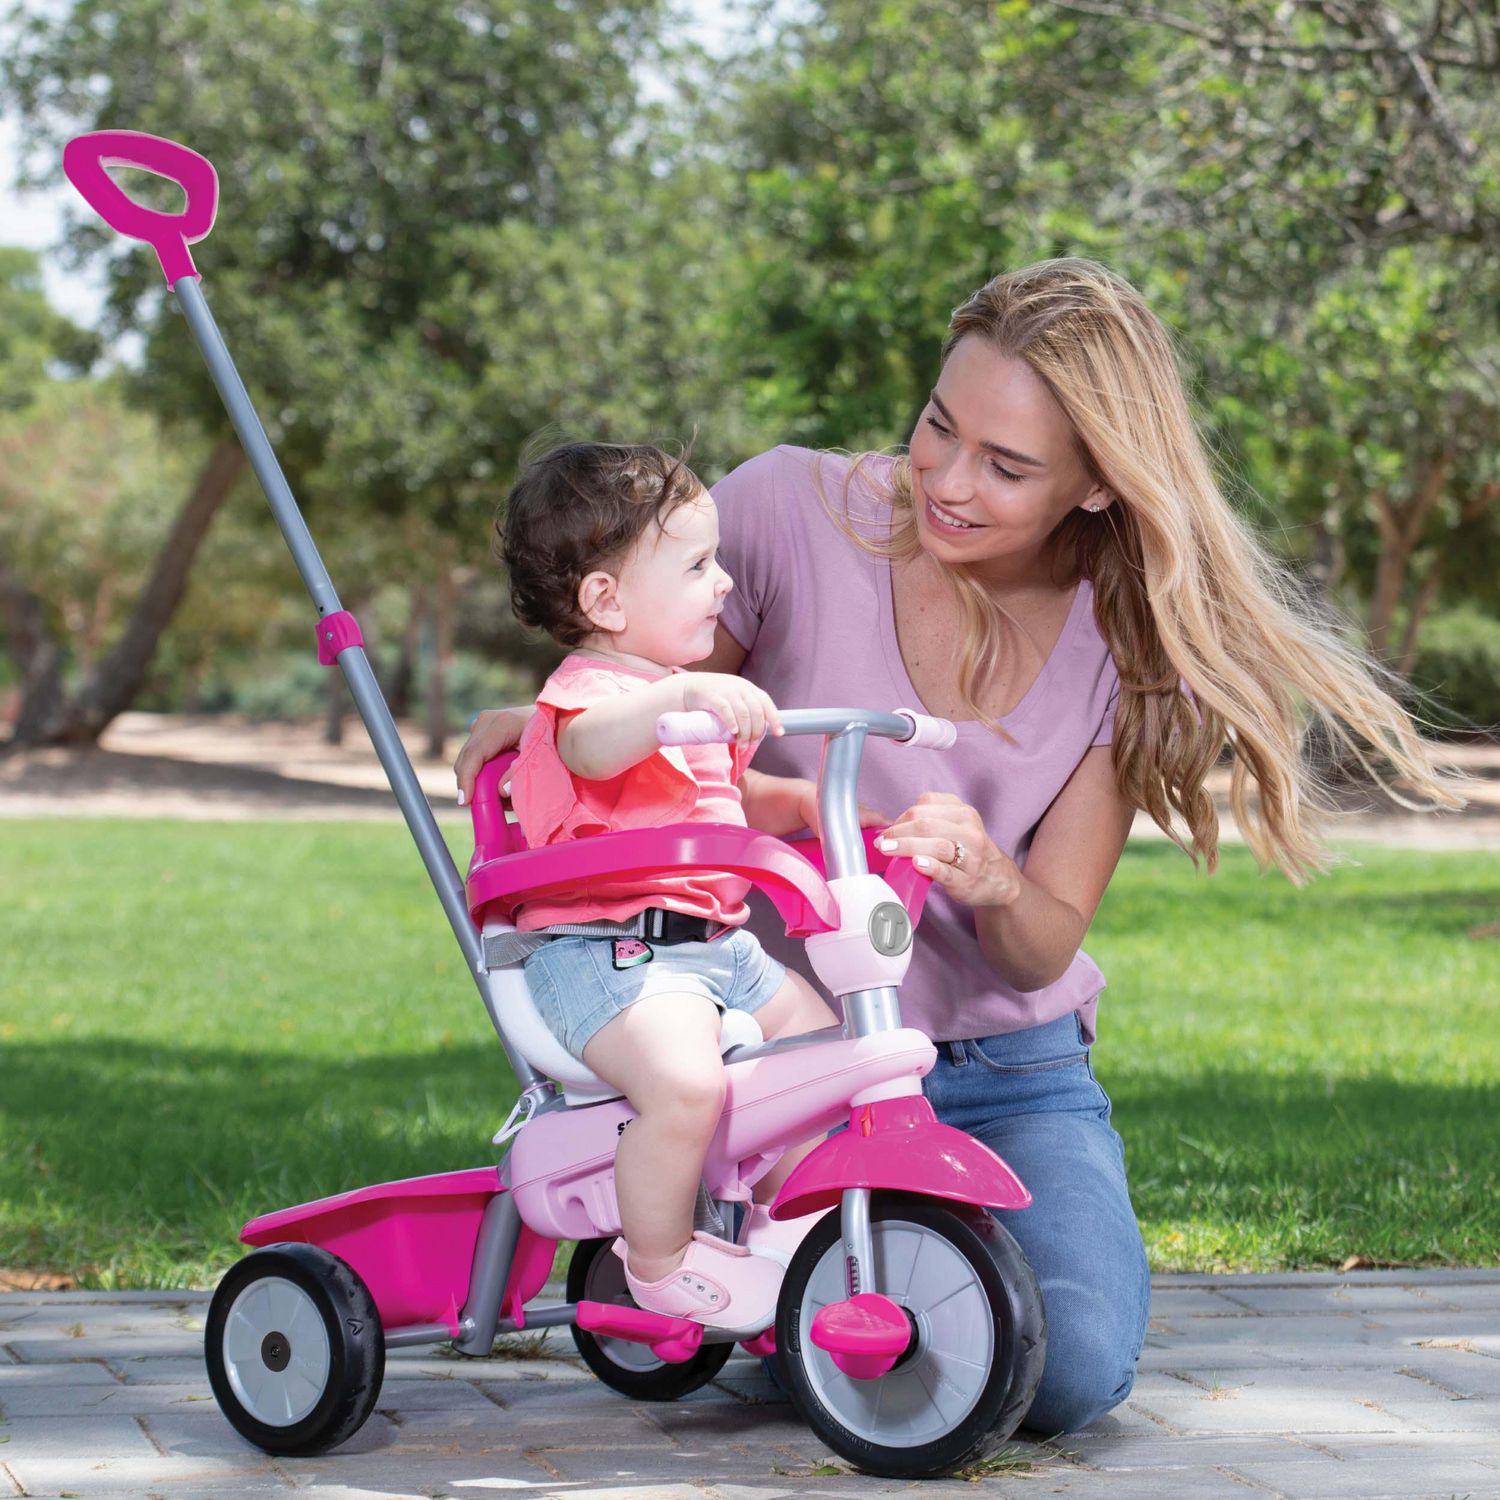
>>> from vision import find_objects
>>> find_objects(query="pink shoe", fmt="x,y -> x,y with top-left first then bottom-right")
740,1202 -> 827,1269
613,1232 -> 782,1337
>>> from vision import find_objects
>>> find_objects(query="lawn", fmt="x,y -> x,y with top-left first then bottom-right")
2,818 -> 1496,1288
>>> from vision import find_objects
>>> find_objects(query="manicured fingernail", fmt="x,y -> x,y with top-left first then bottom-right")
914,856 -> 932,870
457,789 -> 467,806
876,838 -> 896,852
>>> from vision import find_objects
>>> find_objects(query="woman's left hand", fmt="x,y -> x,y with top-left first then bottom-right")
876,792 -> 1022,909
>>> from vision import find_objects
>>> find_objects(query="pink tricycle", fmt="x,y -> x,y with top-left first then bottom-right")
64,129 -> 1046,1480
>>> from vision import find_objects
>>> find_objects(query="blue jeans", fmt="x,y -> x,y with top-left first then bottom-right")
923,1012 -> 1150,1435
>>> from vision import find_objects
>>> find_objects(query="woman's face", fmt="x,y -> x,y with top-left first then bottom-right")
908,335 -> 1111,581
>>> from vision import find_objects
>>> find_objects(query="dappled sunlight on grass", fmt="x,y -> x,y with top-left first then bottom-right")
2,822 -> 1497,1283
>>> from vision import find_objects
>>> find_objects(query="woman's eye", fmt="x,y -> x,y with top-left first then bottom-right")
928,414 -> 1022,483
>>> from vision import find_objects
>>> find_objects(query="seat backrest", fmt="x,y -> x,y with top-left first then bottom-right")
479,918 -> 625,1105
467,750 -> 770,1103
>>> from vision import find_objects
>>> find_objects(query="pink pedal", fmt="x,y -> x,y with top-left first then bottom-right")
809,1293 -> 911,1380
740,1329 -> 777,1358
575,1299 -> 704,1364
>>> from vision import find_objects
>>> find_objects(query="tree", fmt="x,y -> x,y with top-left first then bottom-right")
723,0 -> 1499,664
1036,0 -> 1500,656
2,0 -> 753,750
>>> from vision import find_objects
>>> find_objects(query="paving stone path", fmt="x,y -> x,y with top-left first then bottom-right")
2,1270 -> 1498,1498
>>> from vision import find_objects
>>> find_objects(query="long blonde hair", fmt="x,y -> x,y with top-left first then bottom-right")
836,258 -> 1461,882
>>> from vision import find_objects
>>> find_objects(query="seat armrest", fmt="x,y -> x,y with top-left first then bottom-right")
467,822 -> 839,938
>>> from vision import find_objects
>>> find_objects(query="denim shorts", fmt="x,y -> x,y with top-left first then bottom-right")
522,928 -> 786,1060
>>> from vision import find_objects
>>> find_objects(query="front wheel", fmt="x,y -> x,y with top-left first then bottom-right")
205,1243 -> 385,1455
775,1194 -> 1046,1478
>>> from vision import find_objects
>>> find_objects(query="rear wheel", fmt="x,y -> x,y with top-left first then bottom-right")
775,1194 -> 1046,1478
205,1243 -> 384,1455
566,1237 -> 734,1400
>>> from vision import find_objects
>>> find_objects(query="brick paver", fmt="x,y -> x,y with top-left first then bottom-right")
1,1272 -> 1497,1498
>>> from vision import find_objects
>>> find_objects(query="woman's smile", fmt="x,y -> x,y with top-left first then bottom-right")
924,493 -> 983,535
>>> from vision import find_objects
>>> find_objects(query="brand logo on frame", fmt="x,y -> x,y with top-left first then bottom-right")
868,902 -> 912,957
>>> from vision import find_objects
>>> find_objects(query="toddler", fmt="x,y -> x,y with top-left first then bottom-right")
499,440 -> 839,1335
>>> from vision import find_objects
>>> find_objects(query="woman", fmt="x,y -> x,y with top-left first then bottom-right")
454,258 -> 1456,1433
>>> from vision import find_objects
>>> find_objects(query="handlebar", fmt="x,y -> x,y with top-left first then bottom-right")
656,707 -> 956,750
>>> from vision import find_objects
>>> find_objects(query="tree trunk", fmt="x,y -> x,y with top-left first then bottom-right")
1395,561 -> 1444,679
387,582 -> 425,720
1367,452 -> 1452,662
0,555 -> 69,747
2,438 -> 247,748
425,562 -> 456,761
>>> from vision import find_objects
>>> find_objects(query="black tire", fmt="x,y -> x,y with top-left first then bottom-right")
205,1243 -> 385,1456
566,1237 -> 733,1400
775,1193 -> 1047,1479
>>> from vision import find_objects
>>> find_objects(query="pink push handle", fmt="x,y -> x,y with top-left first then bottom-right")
656,710 -> 733,746
62,130 -> 219,286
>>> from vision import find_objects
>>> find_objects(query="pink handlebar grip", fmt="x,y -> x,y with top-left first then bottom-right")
895,708 -> 958,750
656,710 -> 733,746
62,130 -> 219,287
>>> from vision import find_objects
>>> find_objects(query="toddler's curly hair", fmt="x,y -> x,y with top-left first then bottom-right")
496,440 -> 703,648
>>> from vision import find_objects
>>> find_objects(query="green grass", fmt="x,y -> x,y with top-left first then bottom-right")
1,819 -> 1497,1287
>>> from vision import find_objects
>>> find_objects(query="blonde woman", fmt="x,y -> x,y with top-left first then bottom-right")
455,258 -> 1455,1434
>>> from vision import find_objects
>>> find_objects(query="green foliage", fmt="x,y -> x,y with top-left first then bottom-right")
0,246 -> 95,410
1407,607 -> 1500,736
0,374 -> 204,671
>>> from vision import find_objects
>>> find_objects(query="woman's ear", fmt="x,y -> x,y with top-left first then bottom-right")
578,571 -> 625,633
1081,483 -> 1117,515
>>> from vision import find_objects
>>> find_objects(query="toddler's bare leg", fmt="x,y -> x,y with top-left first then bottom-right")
744,970 -> 842,1201
582,992 -> 726,1283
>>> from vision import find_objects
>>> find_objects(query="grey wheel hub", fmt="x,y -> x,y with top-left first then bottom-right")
222,1275 -> 331,1426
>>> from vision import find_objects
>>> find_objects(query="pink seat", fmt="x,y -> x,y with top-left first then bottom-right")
465,754 -> 842,938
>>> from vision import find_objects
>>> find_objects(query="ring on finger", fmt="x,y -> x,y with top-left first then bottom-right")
951,840 -> 967,869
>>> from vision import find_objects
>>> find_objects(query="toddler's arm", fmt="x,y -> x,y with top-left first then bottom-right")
559,672 -> 782,781
741,770 -> 890,840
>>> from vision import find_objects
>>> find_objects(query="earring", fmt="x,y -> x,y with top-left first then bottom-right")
1085,502 -> 1102,513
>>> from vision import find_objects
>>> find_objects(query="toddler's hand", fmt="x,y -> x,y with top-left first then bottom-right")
680,674 -> 783,748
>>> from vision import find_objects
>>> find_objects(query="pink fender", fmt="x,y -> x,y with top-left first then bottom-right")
770,1095 -> 1031,1220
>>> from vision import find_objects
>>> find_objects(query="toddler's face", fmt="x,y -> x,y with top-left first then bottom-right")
609,489 -> 734,666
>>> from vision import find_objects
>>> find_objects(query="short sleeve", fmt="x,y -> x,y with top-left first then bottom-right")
712,448 -> 785,656
509,664 -> 697,846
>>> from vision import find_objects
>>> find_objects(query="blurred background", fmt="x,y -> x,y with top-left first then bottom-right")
1,0 -> 1495,761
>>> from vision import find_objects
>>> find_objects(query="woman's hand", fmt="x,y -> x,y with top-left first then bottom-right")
681,673 -> 784,748
875,791 -> 1023,908
453,705 -> 535,805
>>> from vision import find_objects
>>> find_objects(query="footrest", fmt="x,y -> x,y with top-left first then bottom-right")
575,1299 -> 704,1363
810,1292 -> 912,1380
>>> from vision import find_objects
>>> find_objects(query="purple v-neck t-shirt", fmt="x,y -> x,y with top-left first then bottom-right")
712,445 -> 1120,1044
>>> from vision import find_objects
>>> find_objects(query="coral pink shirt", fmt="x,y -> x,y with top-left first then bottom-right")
508,654 -> 758,932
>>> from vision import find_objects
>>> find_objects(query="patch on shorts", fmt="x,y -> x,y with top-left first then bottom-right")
612,938 -> 653,970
